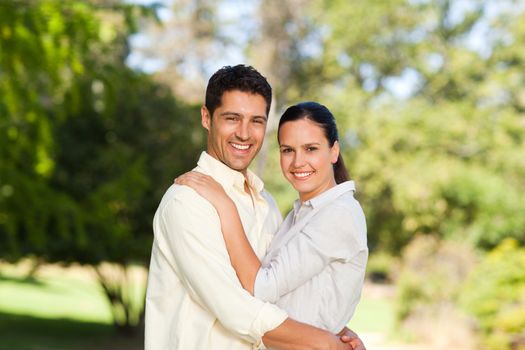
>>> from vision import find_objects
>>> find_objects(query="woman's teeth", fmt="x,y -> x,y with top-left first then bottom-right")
294,171 -> 313,178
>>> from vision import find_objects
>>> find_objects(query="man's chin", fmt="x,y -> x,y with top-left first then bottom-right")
226,161 -> 251,174
222,152 -> 257,173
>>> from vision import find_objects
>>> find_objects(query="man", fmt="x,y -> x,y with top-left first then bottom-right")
145,64 -> 364,350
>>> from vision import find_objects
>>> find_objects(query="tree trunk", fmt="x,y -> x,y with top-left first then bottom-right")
92,262 -> 147,336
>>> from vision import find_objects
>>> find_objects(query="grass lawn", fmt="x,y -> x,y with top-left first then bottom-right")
0,269 -> 112,324
0,261 -> 395,349
349,296 -> 395,334
0,312 -> 127,350
0,261 -> 143,350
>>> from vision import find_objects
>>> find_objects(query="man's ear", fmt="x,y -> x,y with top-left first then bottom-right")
201,106 -> 211,130
331,140 -> 340,164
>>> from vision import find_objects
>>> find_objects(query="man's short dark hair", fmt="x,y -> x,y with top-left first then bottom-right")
205,64 -> 272,116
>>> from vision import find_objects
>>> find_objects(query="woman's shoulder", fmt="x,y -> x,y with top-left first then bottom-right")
307,192 -> 367,243
316,190 -> 363,220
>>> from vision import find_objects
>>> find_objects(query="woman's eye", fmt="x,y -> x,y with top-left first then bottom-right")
306,147 -> 318,152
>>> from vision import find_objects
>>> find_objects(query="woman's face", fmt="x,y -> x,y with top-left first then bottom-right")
278,118 -> 339,202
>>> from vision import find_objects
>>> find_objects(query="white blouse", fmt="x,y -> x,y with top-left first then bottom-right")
254,181 -> 368,334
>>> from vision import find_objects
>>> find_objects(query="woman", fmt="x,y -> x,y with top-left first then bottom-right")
176,101 -> 368,341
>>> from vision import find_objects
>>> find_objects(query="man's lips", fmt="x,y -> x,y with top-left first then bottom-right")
230,142 -> 251,151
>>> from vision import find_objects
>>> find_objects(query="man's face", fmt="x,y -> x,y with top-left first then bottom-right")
202,90 -> 268,174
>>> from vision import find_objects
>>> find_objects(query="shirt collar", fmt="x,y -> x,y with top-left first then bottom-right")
293,181 -> 356,213
196,151 -> 265,194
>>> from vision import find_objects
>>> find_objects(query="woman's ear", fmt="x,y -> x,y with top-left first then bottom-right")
331,140 -> 340,164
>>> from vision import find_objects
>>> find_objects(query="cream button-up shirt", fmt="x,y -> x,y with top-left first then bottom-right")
145,152 -> 288,350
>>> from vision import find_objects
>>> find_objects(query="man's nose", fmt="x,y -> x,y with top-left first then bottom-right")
235,121 -> 250,141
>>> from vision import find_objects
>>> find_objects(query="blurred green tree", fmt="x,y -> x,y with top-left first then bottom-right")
49,70 -> 203,333
459,239 -> 525,349
0,0 -> 204,333
259,0 -> 525,252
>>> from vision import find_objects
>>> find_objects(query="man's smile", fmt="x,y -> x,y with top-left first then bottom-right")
230,142 -> 251,151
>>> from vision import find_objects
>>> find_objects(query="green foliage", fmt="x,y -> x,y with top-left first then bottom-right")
0,0 -> 103,261
0,0 -> 148,261
0,0 -> 203,333
393,235 -> 478,347
395,235 -> 476,323
365,251 -> 399,283
48,72 -> 203,266
260,0 -> 525,253
459,239 -> 525,350
289,0 -> 525,252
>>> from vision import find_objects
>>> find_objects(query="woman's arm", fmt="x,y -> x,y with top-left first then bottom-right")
175,171 -> 260,294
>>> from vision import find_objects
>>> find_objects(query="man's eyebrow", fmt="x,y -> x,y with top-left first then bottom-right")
219,111 -> 242,117
219,112 -> 268,120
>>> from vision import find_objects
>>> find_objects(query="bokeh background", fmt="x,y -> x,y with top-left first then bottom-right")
1,0 -> 524,349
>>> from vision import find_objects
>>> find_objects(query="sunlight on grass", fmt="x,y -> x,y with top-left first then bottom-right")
348,294 -> 395,333
0,261 -> 112,324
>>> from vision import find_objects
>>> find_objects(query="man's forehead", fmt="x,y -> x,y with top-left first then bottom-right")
216,90 -> 268,113
219,89 -> 266,100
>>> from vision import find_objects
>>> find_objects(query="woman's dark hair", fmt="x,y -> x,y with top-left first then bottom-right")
278,101 -> 349,184
205,64 -> 272,116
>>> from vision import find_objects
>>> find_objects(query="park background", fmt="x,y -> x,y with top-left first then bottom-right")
1,0 -> 525,349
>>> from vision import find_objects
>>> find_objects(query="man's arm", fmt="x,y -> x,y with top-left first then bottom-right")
158,189 -> 354,349
263,319 -> 353,350
158,192 -> 285,346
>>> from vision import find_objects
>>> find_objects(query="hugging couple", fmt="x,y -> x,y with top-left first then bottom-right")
145,64 -> 368,350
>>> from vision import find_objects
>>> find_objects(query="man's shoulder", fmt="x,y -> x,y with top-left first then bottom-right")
156,166 -> 204,204
157,183 -> 210,212
160,183 -> 192,201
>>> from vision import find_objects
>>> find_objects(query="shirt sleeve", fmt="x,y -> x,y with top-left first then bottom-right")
254,201 -> 367,303
156,187 -> 287,347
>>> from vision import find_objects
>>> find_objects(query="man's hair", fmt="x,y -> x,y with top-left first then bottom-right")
205,64 -> 272,116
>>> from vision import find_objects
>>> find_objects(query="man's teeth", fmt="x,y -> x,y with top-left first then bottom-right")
294,172 -> 313,178
231,143 -> 250,150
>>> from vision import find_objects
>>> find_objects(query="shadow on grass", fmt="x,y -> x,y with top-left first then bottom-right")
0,274 -> 45,286
0,312 -> 143,350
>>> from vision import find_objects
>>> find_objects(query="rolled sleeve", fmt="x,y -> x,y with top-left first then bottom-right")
157,188 -> 287,345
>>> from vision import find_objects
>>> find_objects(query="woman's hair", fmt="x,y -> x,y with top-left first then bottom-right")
278,101 -> 349,184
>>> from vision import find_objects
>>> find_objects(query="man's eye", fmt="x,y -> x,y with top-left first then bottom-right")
281,148 -> 292,153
